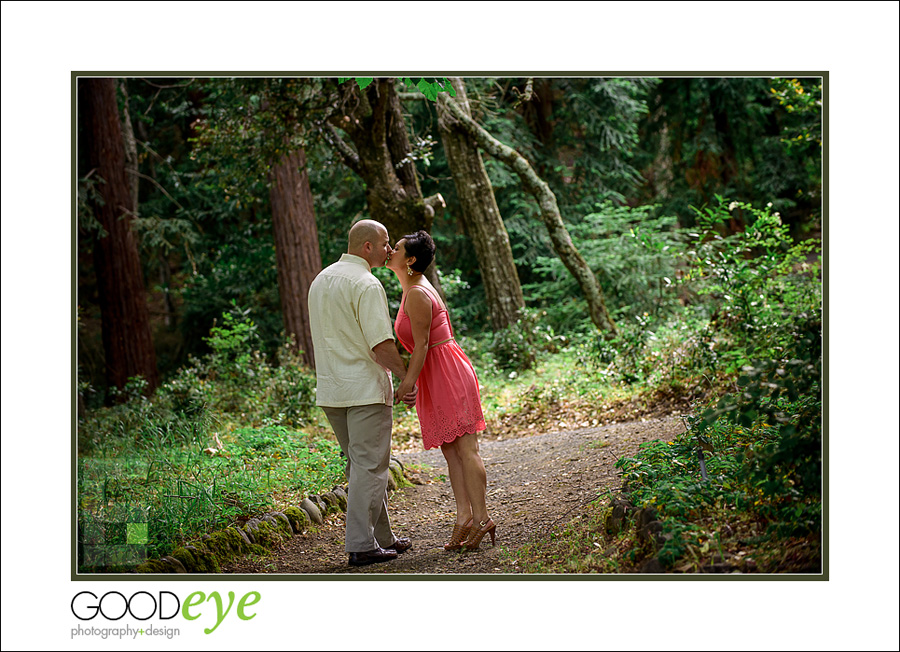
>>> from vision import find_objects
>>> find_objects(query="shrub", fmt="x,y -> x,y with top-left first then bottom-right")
489,308 -> 567,373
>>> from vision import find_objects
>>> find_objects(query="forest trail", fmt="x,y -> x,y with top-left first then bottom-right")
222,416 -> 682,575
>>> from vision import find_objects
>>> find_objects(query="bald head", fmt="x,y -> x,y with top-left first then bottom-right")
348,219 -> 391,268
348,220 -> 386,252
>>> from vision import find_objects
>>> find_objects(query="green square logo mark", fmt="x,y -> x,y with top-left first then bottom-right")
126,522 -> 148,544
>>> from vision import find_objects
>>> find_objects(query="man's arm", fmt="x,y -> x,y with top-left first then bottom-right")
372,339 -> 407,381
372,339 -> 418,406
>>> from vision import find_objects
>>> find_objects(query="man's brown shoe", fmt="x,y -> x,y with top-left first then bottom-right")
385,537 -> 412,554
348,547 -> 398,567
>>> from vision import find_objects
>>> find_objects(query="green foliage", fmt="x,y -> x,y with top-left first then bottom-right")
523,201 -> 686,335
550,77 -> 658,206
78,308 -> 331,570
489,314 -> 537,373
78,422 -> 344,569
587,311 -> 659,385
571,197 -> 820,390
483,309 -> 567,374
191,78 -> 326,197
80,306 -> 317,452
204,302 -> 260,365
338,76 -> 457,100
684,196 -> 821,372
179,224 -> 284,359
605,204 -> 821,568
615,371 -> 820,570
769,78 -> 822,151
77,173 -> 108,237
635,77 -> 821,233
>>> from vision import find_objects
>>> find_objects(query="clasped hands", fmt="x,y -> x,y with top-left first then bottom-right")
393,380 -> 417,407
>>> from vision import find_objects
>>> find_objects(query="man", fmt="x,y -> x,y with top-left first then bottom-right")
307,219 -> 415,567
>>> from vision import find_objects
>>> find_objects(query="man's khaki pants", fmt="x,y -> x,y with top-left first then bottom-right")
322,404 -> 395,553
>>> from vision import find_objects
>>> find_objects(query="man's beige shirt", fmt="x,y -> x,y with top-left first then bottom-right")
308,254 -> 395,407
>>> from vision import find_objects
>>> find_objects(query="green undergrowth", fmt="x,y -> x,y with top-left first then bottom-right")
507,198 -> 822,574
77,307 -> 345,572
77,424 -> 344,572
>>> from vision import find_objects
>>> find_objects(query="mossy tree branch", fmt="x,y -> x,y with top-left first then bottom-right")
440,92 -> 617,335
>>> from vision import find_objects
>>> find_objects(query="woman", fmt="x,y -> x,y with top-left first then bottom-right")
388,231 -> 496,551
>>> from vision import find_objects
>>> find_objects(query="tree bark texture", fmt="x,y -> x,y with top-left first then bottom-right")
80,78 -> 160,392
437,79 -> 525,332
442,94 -> 618,335
269,148 -> 323,368
118,79 -> 140,213
328,79 -> 446,299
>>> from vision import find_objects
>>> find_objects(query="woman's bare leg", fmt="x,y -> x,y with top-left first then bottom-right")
456,433 -> 489,524
440,440 -> 473,525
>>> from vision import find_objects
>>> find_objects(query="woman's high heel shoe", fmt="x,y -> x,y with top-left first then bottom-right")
444,518 -> 473,551
462,518 -> 496,550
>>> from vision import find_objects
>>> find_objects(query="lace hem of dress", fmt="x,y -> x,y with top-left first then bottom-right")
423,419 -> 487,450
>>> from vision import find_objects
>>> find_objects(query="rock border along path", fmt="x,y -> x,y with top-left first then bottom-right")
221,416 -> 682,575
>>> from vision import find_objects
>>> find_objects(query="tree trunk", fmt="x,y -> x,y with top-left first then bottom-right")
442,94 -> 618,335
269,148 -> 322,367
437,79 -> 525,332
118,79 -> 140,212
80,78 -> 160,393
327,78 -> 446,300
119,80 -> 176,328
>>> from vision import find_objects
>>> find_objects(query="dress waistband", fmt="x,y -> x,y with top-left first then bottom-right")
429,337 -> 455,349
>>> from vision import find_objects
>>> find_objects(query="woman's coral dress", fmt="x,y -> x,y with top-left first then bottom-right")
394,285 -> 486,449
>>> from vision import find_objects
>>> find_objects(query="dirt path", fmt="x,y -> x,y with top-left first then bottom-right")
222,416 -> 682,575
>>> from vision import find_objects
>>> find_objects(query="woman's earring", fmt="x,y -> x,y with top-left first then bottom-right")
406,264 -> 414,276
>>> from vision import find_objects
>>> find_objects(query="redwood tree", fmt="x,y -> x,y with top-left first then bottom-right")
80,78 -> 159,393
192,79 -> 326,367
269,148 -> 322,367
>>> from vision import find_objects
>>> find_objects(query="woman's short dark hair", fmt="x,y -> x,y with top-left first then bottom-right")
403,230 -> 435,272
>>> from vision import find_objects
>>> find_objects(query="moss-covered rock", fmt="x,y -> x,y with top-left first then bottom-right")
223,527 -> 251,554
232,526 -> 253,547
244,518 -> 262,544
131,505 -> 302,574
269,512 -> 293,535
605,496 -> 636,535
284,506 -> 310,533
170,546 -> 198,572
261,513 -> 292,538
331,488 -> 348,511
251,520 -> 286,548
134,559 -> 170,574
320,492 -> 340,514
161,556 -> 187,573
388,463 -> 413,490
184,544 -> 220,573
202,531 -> 232,559
299,498 -> 323,525
310,495 -> 328,516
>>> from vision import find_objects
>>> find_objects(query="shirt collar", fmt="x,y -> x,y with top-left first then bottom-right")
340,253 -> 372,271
